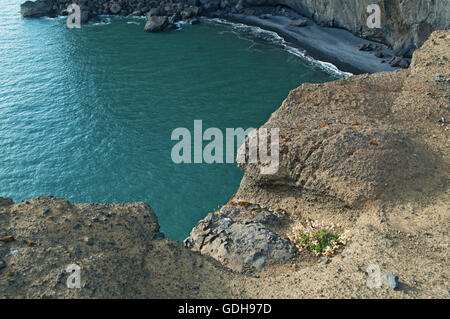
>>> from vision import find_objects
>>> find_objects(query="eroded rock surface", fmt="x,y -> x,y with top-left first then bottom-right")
185,204 -> 296,271
20,0 -> 54,17
236,30 -> 449,209
0,197 -> 237,298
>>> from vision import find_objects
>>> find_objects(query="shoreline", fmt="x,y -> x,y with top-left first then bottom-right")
216,13 -> 400,75
94,12 -> 400,75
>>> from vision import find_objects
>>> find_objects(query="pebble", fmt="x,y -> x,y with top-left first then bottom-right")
381,274 -> 399,289
85,237 -> 94,246
6,249 -> 18,257
249,272 -> 260,278
43,208 -> 50,215
193,285 -> 200,295
319,257 -> 329,264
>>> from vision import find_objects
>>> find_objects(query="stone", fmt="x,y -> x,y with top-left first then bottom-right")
185,212 -> 296,271
109,2 -> 122,15
381,274 -> 399,289
289,19 -> 307,27
85,237 -> 94,246
20,0 -> 54,18
144,16 -> 170,32
359,43 -> 373,51
389,56 -> 410,68
375,51 -> 384,58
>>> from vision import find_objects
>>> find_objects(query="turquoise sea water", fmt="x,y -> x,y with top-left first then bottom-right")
0,0 -> 340,241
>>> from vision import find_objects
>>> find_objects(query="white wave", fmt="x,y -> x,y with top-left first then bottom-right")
90,17 -> 112,26
206,18 -> 353,77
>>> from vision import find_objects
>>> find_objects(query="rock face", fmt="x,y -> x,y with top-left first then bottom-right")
243,0 -> 449,57
235,30 -> 449,212
0,197 -> 237,298
185,204 -> 296,271
20,0 -> 54,17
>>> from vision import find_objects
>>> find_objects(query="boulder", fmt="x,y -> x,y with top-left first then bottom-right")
20,0 -> 54,18
184,206 -> 296,272
375,51 -> 384,58
109,2 -> 122,15
143,15 -> 170,32
389,56 -> 410,68
358,43 -> 373,51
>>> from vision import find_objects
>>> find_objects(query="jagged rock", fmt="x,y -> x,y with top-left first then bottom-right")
389,56 -> 410,68
20,0 -> 54,18
144,15 -> 170,32
289,19 -> 307,27
185,209 -> 296,272
374,51 -> 384,58
358,43 -> 373,51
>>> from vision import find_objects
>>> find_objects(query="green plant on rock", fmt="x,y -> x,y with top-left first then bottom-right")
289,219 -> 351,257
299,230 -> 341,254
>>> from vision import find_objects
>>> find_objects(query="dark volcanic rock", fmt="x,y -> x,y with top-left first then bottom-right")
20,0 -> 54,18
389,56 -> 410,69
184,208 -> 296,272
144,15 -> 170,32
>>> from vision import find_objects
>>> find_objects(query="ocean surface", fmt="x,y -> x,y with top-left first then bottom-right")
0,0 -> 341,241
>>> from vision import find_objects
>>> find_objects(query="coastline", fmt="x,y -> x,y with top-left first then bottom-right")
6,0 -> 449,298
216,13 -> 399,75
92,12 -> 399,76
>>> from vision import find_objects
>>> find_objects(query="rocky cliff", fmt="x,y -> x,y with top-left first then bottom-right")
246,0 -> 450,57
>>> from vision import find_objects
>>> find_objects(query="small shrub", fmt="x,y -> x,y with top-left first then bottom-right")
289,219 -> 350,257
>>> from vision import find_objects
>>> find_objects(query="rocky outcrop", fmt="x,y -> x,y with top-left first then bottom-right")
184,203 -> 296,271
20,0 -> 55,17
234,30 -> 449,212
0,196 -> 237,298
144,15 -> 171,32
